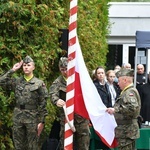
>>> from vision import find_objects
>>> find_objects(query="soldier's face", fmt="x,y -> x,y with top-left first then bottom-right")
23,62 -> 35,76
60,67 -> 67,78
118,76 -> 126,90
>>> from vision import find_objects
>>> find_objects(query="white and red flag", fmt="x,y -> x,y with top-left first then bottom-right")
64,0 -> 117,149
74,37 -> 118,148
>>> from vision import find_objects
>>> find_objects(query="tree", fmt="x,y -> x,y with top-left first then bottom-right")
0,0 -> 110,149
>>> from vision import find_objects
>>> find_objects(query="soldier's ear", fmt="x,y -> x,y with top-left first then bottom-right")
33,65 -> 35,70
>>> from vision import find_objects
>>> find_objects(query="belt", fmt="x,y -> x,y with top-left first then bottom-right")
116,119 -> 137,125
16,104 -> 37,110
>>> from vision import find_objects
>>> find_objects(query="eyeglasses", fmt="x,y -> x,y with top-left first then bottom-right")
60,68 -> 67,72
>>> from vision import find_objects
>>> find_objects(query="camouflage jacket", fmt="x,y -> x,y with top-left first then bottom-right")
0,69 -> 48,123
49,75 -> 89,125
114,85 -> 141,139
49,75 -> 66,105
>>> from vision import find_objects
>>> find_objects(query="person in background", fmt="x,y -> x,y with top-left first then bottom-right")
91,69 -> 96,81
136,64 -> 146,85
114,65 -> 121,73
0,56 -> 48,150
136,64 -> 147,93
106,68 -> 141,150
93,66 -> 112,150
49,57 -> 90,150
138,72 -> 150,123
106,70 -> 120,106
114,65 -> 121,86
122,63 -> 131,69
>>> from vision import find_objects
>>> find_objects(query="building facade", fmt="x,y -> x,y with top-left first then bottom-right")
107,2 -> 150,71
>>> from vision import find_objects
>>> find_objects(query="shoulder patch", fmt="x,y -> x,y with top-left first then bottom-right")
131,98 -> 136,103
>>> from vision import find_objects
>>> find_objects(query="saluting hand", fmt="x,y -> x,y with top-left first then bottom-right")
12,60 -> 23,71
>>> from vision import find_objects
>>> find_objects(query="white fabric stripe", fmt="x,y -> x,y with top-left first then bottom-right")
67,59 -> 76,70
65,120 -> 74,131
69,28 -> 77,41
68,45 -> 76,56
70,0 -> 77,10
67,77 -> 75,87
65,104 -> 74,115
64,134 -> 74,146
67,89 -> 75,101
69,13 -> 77,26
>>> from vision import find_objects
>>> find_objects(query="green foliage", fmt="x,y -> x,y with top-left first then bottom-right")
0,0 -> 110,149
78,0 -> 110,70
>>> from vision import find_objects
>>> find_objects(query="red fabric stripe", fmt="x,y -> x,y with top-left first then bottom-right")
67,82 -> 74,92
69,22 -> 77,32
64,129 -> 73,139
67,112 -> 74,121
69,36 -> 76,46
68,67 -> 75,77
66,98 -> 74,107
74,72 -> 89,119
70,6 -> 77,16
68,51 -> 76,60
64,144 -> 73,150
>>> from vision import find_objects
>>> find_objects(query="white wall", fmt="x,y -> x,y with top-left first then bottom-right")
108,2 -> 150,44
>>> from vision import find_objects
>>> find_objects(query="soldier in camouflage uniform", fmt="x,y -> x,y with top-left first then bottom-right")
106,68 -> 141,150
0,56 -> 48,150
49,57 -> 90,150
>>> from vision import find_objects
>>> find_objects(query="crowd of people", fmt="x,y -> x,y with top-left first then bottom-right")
0,55 -> 147,150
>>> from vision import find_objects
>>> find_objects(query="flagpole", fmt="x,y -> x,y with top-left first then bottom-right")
64,0 -> 78,150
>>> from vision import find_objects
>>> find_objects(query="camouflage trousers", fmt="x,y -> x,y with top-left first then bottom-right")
59,114 -> 90,150
117,138 -> 135,150
13,121 -> 39,150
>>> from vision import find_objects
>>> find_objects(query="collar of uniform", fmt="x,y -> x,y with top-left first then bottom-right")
121,83 -> 133,95
63,76 -> 67,81
24,74 -> 34,82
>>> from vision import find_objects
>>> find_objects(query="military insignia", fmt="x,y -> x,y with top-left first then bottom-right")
131,98 -> 136,102
129,93 -> 134,96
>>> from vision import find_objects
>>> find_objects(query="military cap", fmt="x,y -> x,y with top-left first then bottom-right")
116,68 -> 134,78
23,56 -> 34,63
59,57 -> 68,68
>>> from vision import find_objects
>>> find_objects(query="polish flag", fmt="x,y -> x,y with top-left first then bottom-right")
74,37 -> 118,148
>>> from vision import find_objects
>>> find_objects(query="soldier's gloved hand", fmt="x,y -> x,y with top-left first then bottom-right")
56,99 -> 65,107
12,60 -> 23,71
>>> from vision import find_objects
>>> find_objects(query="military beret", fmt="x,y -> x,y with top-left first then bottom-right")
23,56 -> 34,63
116,68 -> 134,78
59,57 -> 68,68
